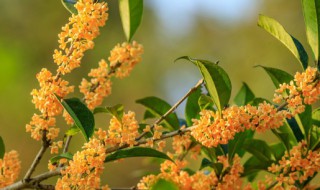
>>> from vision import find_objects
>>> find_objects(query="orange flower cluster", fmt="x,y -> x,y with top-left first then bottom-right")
55,138 -> 110,189
267,140 -> 320,188
104,111 -> 140,147
53,0 -> 109,75
80,60 -> 112,110
0,151 -> 21,187
191,102 -> 287,147
26,114 -> 59,141
274,67 -> 320,115
137,155 -> 244,190
108,41 -> 144,78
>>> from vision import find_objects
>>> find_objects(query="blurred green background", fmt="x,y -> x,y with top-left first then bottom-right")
0,0 -> 311,188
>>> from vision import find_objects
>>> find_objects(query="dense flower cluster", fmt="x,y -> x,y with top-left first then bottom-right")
267,140 -> 320,189
274,66 -> 320,114
191,102 -> 287,147
55,138 -> 110,190
0,151 -> 21,187
53,0 -> 109,75
80,60 -> 112,110
108,41 -> 144,78
104,111 -> 140,147
137,155 -> 244,190
26,114 -> 59,141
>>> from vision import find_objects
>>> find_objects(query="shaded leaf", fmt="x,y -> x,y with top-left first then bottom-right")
151,179 -> 179,190
256,65 -> 293,88
93,104 -> 124,121
61,0 -> 78,14
243,156 -> 270,176
302,0 -> 320,60
185,86 -> 202,126
248,97 -> 271,106
176,56 -> 231,114
136,96 -> 179,131
286,117 -> 305,142
119,0 -> 143,41
269,143 -> 286,160
258,15 -> 309,69
182,168 -> 195,175
200,158 -> 212,170
234,82 -> 255,106
294,105 -> 312,142
104,147 -> 173,163
242,139 -> 274,162
144,110 -> 156,120
50,152 -> 73,164
228,130 -> 254,162
198,94 -> 214,110
59,97 -> 95,142
0,136 -> 4,159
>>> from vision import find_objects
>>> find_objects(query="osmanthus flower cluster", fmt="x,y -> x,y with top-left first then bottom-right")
0,151 -> 21,187
265,140 -> 320,189
137,155 -> 244,190
55,138 -> 110,190
53,0 -> 109,75
80,41 -> 144,110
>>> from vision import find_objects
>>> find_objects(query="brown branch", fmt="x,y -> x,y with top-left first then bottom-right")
23,131 -> 51,181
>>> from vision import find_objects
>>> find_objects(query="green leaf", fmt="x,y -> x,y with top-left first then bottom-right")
104,147 -> 173,163
234,82 -> 255,106
302,0 -> 320,60
136,96 -> 179,131
243,156 -> 270,177
50,152 -> 73,164
93,104 -> 124,121
256,65 -> 294,88
185,86 -> 202,126
248,97 -> 271,106
271,121 -> 298,151
312,107 -> 320,126
176,56 -> 231,114
242,139 -> 274,162
228,130 -> 254,162
295,105 -> 312,142
200,158 -> 213,170
198,94 -> 214,110
138,123 -> 153,138
119,0 -> 143,41
151,179 -> 179,190
61,0 -> 78,14
144,110 -> 156,120
258,14 -> 309,70
181,168 -> 196,175
60,97 -> 95,142
269,143 -> 286,160
0,136 -> 5,159
65,125 -> 80,136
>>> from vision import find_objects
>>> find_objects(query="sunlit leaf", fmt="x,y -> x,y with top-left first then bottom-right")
59,97 -> 95,142
151,179 -> 179,190
269,143 -> 286,160
302,0 -> 320,61
50,152 -> 73,164
119,0 -> 143,41
176,56 -> 231,114
198,94 -> 214,110
234,82 -> 255,106
256,65 -> 293,88
258,15 -> 309,69
185,86 -> 202,126
61,0 -> 78,14
65,125 -> 80,136
93,104 -> 124,121
105,147 -> 173,163
136,96 -> 179,131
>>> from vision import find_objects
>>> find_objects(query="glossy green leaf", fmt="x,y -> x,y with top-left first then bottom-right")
200,158 -> 213,170
228,130 -> 254,162
93,104 -> 124,121
50,152 -> 73,164
295,105 -> 312,142
119,0 -> 143,41
185,87 -> 202,126
302,0 -> 320,60
61,0 -> 78,14
258,15 -> 309,70
144,110 -> 156,120
0,136 -> 5,159
256,65 -> 293,88
269,143 -> 286,160
104,147 -> 173,163
234,82 -> 255,106
136,96 -> 179,131
151,179 -> 179,190
60,97 -> 95,142
198,94 -> 214,110
176,56 -> 231,114
243,156 -> 270,177
271,121 -> 297,151
242,139 -> 274,162
65,125 -> 80,136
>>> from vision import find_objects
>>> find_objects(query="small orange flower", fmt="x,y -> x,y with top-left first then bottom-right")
0,150 -> 21,187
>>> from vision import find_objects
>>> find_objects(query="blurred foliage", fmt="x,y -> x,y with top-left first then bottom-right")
0,0 -> 307,187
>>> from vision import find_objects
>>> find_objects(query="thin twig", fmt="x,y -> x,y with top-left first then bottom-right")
62,136 -> 72,154
23,131 -> 50,181
136,78 -> 204,141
